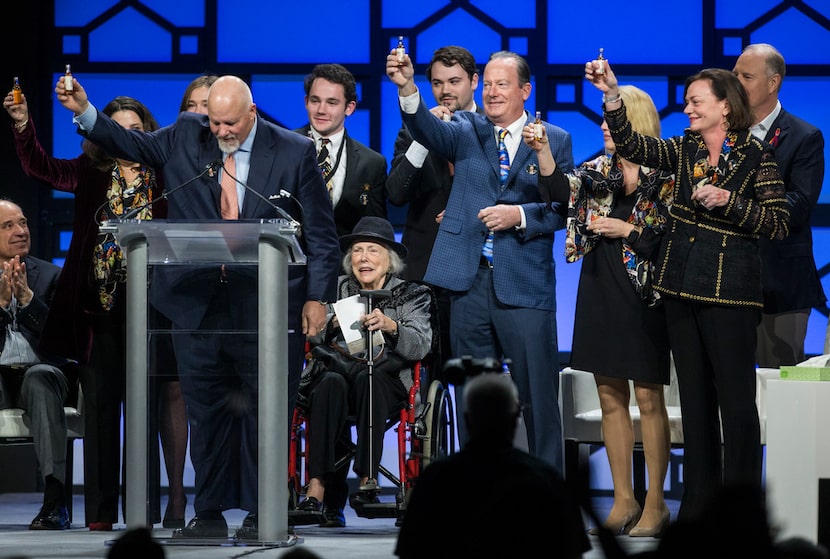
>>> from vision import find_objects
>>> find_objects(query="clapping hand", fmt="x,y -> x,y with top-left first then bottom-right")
0,256 -> 32,309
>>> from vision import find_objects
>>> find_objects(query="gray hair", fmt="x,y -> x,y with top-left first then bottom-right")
341,244 -> 404,277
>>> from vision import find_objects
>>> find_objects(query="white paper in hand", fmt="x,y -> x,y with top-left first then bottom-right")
333,294 -> 384,355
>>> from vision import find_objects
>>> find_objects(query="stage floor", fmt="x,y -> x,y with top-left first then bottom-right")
0,492 -> 672,558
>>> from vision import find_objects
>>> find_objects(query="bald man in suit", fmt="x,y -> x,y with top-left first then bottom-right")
57,75 -> 340,539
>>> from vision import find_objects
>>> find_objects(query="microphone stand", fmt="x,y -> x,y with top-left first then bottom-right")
359,288 -> 392,492
222,166 -> 301,228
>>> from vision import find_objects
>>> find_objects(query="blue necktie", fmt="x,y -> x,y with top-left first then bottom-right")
482,129 -> 509,265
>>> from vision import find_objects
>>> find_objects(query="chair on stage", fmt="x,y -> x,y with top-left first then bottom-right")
560,363 -> 777,501
0,362 -> 84,521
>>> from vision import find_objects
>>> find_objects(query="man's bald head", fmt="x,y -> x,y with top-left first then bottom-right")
207,75 -> 257,153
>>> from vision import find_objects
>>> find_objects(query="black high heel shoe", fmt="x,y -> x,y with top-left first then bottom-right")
163,496 -> 187,529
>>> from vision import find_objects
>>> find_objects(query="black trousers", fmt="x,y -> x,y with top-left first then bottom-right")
306,366 -> 407,510
663,298 -> 762,521
172,288 -> 259,514
83,313 -> 163,525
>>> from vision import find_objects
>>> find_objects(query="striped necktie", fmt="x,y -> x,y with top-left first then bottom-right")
317,138 -> 334,202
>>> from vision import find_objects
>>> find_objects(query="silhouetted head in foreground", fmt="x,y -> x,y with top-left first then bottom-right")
462,372 -> 521,445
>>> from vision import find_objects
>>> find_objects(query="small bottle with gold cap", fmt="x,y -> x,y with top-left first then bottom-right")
396,36 -> 406,64
64,64 -> 74,93
534,110 -> 543,141
12,77 -> 22,105
596,48 -> 606,75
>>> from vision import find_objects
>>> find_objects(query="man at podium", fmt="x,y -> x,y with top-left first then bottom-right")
56,75 -> 340,539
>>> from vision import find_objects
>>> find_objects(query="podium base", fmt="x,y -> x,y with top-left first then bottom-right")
129,533 -> 302,548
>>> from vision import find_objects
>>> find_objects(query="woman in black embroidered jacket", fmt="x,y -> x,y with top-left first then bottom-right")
585,59 -> 789,523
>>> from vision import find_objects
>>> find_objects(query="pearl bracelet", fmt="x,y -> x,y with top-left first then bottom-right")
602,93 -> 621,105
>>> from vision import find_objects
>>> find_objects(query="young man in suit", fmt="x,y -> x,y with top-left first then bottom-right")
387,50 -> 574,473
56,75 -> 341,539
296,63 -> 388,237
733,43 -> 827,367
0,199 -> 69,530
386,45 -> 480,376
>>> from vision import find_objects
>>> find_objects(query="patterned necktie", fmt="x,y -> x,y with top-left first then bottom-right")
498,128 -> 510,185
317,138 -> 334,202
482,128 -> 510,265
220,152 -> 238,219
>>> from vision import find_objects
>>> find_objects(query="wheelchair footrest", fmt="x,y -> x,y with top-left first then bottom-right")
353,501 -> 402,519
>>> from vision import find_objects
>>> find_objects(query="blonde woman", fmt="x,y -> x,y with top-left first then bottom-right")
530,85 -> 674,537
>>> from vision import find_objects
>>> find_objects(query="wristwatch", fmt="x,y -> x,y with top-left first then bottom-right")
627,227 -> 641,243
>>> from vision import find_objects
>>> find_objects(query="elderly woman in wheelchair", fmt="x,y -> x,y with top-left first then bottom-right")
292,217 -> 433,527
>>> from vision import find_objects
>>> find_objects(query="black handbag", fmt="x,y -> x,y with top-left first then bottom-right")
296,341 -> 409,410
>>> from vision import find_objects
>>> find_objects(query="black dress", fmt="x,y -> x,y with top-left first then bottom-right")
569,191 -> 670,384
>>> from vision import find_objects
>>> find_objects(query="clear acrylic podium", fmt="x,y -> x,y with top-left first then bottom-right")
101,218 -> 305,546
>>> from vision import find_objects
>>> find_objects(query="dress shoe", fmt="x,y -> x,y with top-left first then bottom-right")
349,489 -> 380,510
88,522 -> 113,531
234,512 -> 258,540
288,497 -> 325,526
29,503 -> 70,530
162,516 -> 185,529
629,508 -> 671,538
319,507 -> 345,528
172,515 -> 228,538
588,504 -> 642,536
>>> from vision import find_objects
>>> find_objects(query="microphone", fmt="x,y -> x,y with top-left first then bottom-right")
359,289 -> 392,308
222,163 -> 301,227
102,159 -> 222,224
268,189 -> 306,227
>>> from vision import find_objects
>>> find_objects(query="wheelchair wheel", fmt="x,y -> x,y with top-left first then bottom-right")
420,380 -> 455,469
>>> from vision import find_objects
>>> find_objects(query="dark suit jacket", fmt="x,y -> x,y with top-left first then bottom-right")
386,106 -> 485,282
82,111 -> 341,330
402,99 -> 574,311
0,256 -> 61,359
758,108 -> 827,313
294,125 -> 388,237
0,255 -> 64,408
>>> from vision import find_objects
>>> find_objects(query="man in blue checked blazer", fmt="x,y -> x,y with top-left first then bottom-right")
387,50 -> 574,473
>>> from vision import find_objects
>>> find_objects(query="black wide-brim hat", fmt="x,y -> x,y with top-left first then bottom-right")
339,216 -> 408,259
